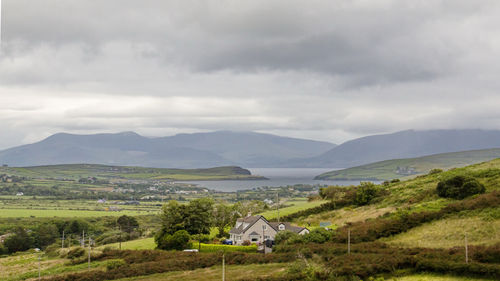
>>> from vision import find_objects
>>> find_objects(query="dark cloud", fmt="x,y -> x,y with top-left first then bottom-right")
0,0 -> 499,149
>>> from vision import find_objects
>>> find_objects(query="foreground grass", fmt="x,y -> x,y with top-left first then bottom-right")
381,210 -> 500,248
114,263 -> 288,281
391,273 -> 497,281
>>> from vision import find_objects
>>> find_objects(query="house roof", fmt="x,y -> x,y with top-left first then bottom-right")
229,215 -> 308,236
229,215 -> 268,235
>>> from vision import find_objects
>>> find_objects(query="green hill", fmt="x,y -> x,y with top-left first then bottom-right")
0,164 -> 266,181
315,148 -> 500,180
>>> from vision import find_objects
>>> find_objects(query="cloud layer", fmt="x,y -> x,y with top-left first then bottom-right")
1,0 -> 499,149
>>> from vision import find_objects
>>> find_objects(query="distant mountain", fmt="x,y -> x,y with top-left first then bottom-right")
315,148 -> 500,180
289,129 -> 500,168
0,131 -> 335,168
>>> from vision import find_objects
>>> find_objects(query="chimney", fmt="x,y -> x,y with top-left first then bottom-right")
247,212 -> 252,217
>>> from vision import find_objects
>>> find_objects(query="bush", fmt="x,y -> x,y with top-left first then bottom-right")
106,259 -> 126,270
354,182 -> 379,206
156,230 -> 192,250
242,240 -> 251,246
4,227 -> 33,253
429,168 -> 443,175
67,247 -> 86,259
437,175 -> 485,199
304,228 -> 332,244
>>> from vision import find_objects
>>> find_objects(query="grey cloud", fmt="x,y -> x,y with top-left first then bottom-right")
1,0 -> 500,149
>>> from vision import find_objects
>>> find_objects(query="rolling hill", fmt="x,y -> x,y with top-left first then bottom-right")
315,148 -> 500,180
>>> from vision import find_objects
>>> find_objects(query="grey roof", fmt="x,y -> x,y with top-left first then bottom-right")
229,215 -> 266,235
268,222 -> 307,234
229,215 -> 308,235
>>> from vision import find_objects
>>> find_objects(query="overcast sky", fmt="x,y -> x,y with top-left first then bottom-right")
0,0 -> 499,149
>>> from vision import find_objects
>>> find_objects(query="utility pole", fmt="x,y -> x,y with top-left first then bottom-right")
82,230 -> 85,247
276,192 -> 280,223
465,233 -> 469,264
88,236 -> 91,269
222,253 -> 225,281
119,226 -> 122,250
262,225 -> 265,254
38,252 -> 41,280
347,228 -> 351,255
61,231 -> 65,249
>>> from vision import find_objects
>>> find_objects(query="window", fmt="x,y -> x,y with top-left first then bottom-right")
262,225 -> 267,230
279,224 -> 285,231
251,237 -> 258,242
264,235 -> 270,239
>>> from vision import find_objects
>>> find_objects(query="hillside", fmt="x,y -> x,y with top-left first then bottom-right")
315,148 -> 500,180
0,164 -> 267,181
290,129 -> 500,168
291,158 -> 500,250
0,131 -> 335,168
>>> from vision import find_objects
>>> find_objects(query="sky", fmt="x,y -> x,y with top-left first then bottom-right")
0,0 -> 499,150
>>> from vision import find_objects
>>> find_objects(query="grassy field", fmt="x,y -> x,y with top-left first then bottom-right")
258,198 -> 328,221
0,208 -> 150,218
0,164 -> 266,181
315,149 -> 500,180
391,273 -> 497,281
101,237 -> 257,253
115,263 -> 288,281
101,237 -> 157,250
381,207 -> 500,248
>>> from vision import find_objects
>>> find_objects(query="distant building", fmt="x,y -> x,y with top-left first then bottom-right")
16,192 -> 24,196
97,199 -> 106,203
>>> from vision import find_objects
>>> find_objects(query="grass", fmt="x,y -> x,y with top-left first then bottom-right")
100,237 -> 156,250
101,238 -> 258,253
381,207 -> 500,248
391,273 -> 497,281
0,208 -> 148,218
315,149 -> 500,180
114,263 -> 288,281
258,198 -> 328,221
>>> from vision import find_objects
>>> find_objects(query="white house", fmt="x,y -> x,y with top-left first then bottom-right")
229,215 -> 309,245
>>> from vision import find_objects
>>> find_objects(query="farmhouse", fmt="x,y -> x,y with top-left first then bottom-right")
229,215 -> 309,245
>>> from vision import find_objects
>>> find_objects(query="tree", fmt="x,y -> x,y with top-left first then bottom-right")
354,182 -> 379,206
184,198 -> 214,235
159,200 -> 186,236
117,215 -> 139,233
213,203 -> 237,238
4,227 -> 33,253
35,223 -> 59,249
156,199 -> 214,250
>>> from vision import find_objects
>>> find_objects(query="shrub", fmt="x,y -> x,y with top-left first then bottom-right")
436,175 -> 485,199
429,168 -> 443,175
242,240 -> 251,246
354,182 -> 379,206
304,228 -> 332,244
156,230 -> 192,251
106,259 -> 126,270
67,247 -> 86,259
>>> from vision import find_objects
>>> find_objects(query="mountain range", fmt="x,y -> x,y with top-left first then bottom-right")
0,131 -> 335,168
1,129 -> 500,169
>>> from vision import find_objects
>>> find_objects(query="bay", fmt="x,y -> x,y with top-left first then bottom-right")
176,168 -> 376,192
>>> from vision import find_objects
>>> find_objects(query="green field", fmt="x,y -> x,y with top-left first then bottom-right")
315,148 -> 500,180
0,164 -> 266,181
0,208 -> 149,218
258,198 -> 328,221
